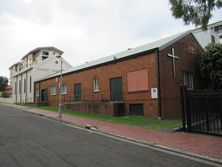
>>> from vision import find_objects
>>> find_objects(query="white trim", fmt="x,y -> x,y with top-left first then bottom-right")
50,86 -> 56,96
184,72 -> 194,90
93,78 -> 99,92
61,84 -> 67,94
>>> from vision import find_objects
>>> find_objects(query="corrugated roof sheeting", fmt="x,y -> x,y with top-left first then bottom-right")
36,30 -> 191,82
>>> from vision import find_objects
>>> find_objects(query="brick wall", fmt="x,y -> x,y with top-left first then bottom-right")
35,33 -> 204,118
35,52 -> 159,117
159,34 -> 204,118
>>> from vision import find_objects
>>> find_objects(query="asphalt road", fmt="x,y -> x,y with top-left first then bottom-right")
0,105 -> 216,167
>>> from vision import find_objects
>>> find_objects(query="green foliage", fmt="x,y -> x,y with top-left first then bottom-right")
169,0 -> 222,30
0,76 -> 8,92
2,91 -> 10,98
198,43 -> 222,89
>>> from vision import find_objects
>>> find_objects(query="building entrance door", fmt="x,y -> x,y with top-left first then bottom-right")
41,88 -> 48,102
110,77 -> 123,101
74,83 -> 82,101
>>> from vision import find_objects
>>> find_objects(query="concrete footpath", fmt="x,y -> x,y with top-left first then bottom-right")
5,104 -> 222,164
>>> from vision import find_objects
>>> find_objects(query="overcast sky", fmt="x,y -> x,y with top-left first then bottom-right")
0,0 -> 221,78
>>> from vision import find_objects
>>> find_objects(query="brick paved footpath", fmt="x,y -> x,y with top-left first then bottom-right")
11,106 -> 222,161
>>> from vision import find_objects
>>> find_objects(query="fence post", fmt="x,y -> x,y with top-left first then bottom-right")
180,85 -> 187,132
220,92 -> 222,131
204,90 -> 210,131
186,99 -> 192,132
184,86 -> 192,133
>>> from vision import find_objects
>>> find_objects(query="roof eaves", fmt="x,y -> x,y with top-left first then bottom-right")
9,62 -> 22,69
21,46 -> 64,60
34,31 -> 193,83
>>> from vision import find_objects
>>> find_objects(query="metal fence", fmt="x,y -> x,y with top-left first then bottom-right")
181,86 -> 222,136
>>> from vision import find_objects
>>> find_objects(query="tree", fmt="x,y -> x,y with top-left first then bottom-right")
169,0 -> 222,30
0,76 -> 8,92
198,43 -> 222,89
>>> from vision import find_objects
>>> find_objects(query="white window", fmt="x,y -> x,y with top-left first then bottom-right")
24,78 -> 26,93
61,84 -> 67,94
184,72 -> 194,90
50,86 -> 56,96
35,89 -> 39,97
30,76 -> 32,93
93,78 -> 99,92
42,51 -> 49,60
42,51 -> 49,55
211,35 -> 215,44
19,80 -> 21,94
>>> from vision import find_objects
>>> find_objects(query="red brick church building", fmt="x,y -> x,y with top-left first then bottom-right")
34,31 -> 203,119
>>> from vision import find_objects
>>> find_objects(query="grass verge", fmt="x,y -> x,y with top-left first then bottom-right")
20,104 -> 181,131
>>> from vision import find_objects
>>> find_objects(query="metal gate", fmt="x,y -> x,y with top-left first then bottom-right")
181,86 -> 222,136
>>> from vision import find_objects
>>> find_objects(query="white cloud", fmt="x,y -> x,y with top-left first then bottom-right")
0,0 -> 221,78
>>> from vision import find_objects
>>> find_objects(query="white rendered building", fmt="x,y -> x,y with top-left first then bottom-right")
211,21 -> 222,43
192,20 -> 222,49
9,47 -> 72,103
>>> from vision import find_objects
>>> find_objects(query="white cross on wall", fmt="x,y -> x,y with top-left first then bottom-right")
167,48 -> 179,78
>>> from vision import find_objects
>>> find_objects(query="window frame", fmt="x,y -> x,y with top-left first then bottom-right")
30,76 -> 32,93
211,35 -> 216,44
35,89 -> 39,97
24,78 -> 26,93
183,72 -> 194,90
93,78 -> 99,92
42,51 -> 49,56
61,84 -> 67,95
15,81 -> 17,95
74,83 -> 82,102
42,51 -> 49,60
19,80 -> 21,94
50,86 -> 57,96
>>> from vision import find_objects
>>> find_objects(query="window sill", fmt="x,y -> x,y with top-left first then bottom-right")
128,90 -> 149,93
93,90 -> 99,93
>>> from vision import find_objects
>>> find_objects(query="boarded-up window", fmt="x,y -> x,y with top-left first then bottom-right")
127,69 -> 148,92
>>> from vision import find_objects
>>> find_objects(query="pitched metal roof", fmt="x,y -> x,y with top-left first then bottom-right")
36,30 -> 192,82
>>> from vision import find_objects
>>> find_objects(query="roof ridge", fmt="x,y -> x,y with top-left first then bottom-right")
35,30 -> 192,82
